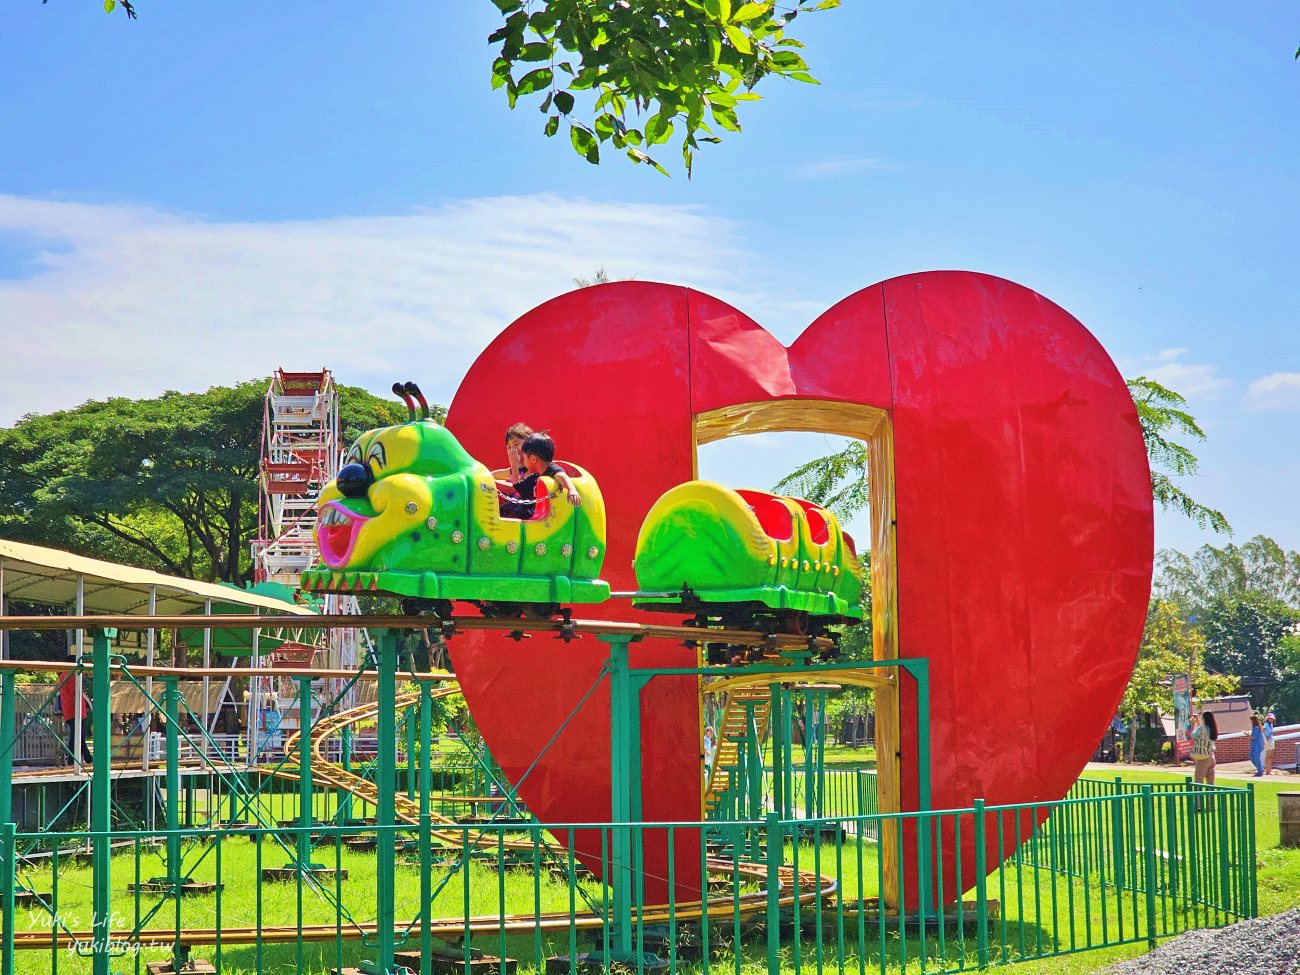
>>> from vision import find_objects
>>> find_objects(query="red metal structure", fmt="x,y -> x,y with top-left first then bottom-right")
252,369 -> 340,585
445,272 -> 1153,904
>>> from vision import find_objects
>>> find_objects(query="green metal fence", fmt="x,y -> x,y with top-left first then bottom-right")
0,778 -> 1255,975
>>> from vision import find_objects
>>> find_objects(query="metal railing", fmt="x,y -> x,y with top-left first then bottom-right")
0,779 -> 1255,975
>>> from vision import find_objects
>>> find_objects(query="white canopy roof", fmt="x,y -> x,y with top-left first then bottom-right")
0,538 -> 314,618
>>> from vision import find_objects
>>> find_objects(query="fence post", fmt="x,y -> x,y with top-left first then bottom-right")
0,669 -> 13,830
765,811 -> 783,975
0,665 -> 15,975
91,628 -> 115,975
973,799 -> 989,968
418,681 -> 434,975
1,821 -> 14,975
1111,777 -> 1126,891
1245,782 -> 1257,918
1140,785 -> 1158,948
373,629 -> 398,975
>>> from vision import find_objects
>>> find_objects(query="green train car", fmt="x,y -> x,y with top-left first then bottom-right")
632,481 -> 863,634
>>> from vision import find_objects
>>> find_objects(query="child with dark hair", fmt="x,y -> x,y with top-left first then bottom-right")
504,422 -> 534,484
499,432 -> 582,519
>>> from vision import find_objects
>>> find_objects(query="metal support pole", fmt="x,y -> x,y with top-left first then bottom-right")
373,630 -> 398,974
202,598 -> 212,732
163,678 -> 182,886
908,659 -> 934,921
745,700 -> 763,857
1140,785 -> 1158,948
249,629 -> 260,768
770,684 -> 786,819
604,633 -> 644,964
143,586 -> 156,773
764,811 -> 783,975
340,725 -> 354,823
801,690 -> 816,820
405,707 -> 416,801
0,670 -> 14,975
814,690 -> 828,817
973,799 -> 989,967
291,674 -> 317,872
74,576 -> 84,774
0,669 -> 14,828
418,681 -> 433,974
91,628 -> 115,975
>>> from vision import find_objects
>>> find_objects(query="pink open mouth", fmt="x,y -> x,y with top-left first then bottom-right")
317,501 -> 371,568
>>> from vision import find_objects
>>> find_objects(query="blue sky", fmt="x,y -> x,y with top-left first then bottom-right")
1,3 -> 1297,556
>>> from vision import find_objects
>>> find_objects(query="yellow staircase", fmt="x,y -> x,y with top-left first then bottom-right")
704,685 -> 772,815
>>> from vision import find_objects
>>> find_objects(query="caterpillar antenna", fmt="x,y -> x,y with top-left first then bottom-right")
404,381 -> 431,420
392,382 -> 417,421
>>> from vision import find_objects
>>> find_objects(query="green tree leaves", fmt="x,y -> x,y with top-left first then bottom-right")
1121,600 -> 1234,727
486,0 -> 839,176
1152,537 -> 1300,717
1127,376 -> 1231,535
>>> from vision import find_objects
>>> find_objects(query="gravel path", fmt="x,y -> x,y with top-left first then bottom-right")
1107,909 -> 1300,975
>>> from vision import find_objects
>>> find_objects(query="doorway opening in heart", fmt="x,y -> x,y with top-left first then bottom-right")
692,397 -> 908,854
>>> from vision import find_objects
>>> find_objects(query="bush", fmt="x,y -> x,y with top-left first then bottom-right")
1133,727 -> 1168,763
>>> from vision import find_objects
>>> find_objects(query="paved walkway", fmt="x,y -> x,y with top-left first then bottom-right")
1084,760 -> 1298,781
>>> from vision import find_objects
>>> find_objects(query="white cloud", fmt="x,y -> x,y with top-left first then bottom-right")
1243,372 -> 1300,412
791,157 -> 890,180
0,193 -> 770,423
1120,348 -> 1230,398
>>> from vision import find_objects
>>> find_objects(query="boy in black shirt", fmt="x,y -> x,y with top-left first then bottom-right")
499,432 -> 582,519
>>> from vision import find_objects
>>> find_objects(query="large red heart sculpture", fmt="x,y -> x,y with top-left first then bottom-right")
445,272 -> 1152,905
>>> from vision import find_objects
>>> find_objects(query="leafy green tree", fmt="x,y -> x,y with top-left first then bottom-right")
1127,376 -> 1229,534
488,0 -> 839,176
772,441 -> 868,520
1273,633 -> 1300,723
1199,591 -> 1298,709
1119,600 -> 1236,760
0,380 -> 413,583
1154,535 -> 1300,614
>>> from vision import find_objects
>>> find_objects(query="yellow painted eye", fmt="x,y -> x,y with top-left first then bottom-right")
767,554 -> 777,566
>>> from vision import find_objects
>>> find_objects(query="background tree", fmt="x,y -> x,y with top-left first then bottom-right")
1274,632 -> 1300,723
0,380 -> 415,583
1198,592 -> 1298,710
1154,535 -> 1300,614
1118,600 -> 1236,760
1152,537 -> 1300,715
1127,376 -> 1230,534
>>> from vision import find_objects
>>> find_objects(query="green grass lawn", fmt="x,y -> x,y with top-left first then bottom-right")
763,742 -> 878,770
